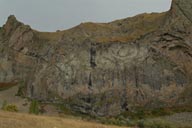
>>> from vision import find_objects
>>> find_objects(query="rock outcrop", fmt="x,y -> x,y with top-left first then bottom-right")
0,0 -> 192,116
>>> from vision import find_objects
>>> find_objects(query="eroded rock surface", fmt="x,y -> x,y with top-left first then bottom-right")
0,0 -> 192,116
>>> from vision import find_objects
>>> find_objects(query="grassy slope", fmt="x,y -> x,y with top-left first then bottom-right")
32,12 -> 166,43
0,111 -> 129,128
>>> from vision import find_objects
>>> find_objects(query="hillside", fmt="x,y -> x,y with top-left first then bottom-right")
0,0 -> 192,119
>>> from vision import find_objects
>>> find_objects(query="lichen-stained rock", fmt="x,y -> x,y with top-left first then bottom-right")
0,0 -> 192,116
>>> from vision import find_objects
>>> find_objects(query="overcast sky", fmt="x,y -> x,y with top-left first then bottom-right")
0,0 -> 172,32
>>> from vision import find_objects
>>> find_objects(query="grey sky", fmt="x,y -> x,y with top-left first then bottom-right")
0,0 -> 172,32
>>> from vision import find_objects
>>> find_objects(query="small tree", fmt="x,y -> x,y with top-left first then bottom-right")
29,99 -> 39,114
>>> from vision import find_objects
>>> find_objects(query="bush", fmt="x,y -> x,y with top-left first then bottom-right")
2,103 -> 18,112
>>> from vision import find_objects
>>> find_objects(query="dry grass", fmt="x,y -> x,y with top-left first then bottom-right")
0,111 -> 129,128
34,31 -> 65,41
97,12 -> 166,43
31,12 -> 166,43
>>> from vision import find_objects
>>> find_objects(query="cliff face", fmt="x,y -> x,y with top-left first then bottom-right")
0,0 -> 192,116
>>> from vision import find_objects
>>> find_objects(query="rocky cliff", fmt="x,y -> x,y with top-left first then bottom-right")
0,0 -> 192,116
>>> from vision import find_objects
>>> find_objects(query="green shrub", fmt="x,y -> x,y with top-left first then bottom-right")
29,99 -> 39,114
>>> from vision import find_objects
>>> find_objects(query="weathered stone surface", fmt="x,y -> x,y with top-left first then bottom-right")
0,0 -> 192,116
